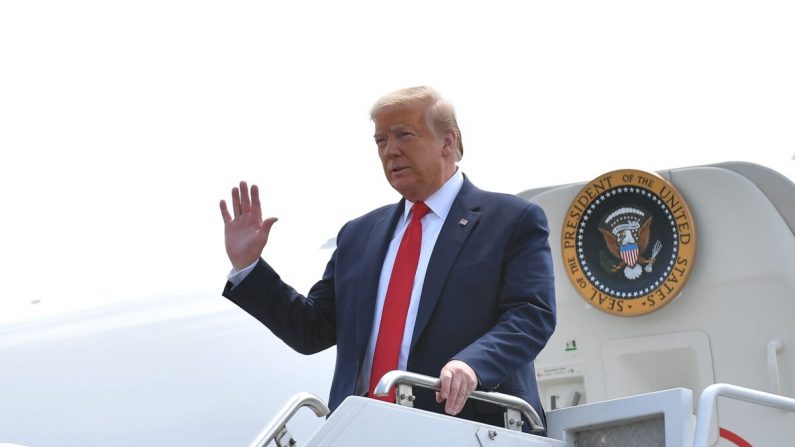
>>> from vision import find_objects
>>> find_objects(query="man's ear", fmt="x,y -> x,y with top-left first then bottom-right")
442,129 -> 457,156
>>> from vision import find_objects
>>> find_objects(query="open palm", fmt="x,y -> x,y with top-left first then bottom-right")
219,181 -> 278,271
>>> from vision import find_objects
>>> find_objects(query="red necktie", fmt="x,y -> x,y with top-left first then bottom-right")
369,201 -> 431,402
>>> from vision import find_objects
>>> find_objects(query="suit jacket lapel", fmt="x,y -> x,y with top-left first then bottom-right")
410,178 -> 481,351
354,200 -> 404,358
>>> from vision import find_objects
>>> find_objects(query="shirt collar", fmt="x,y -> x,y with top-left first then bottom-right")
403,169 -> 464,223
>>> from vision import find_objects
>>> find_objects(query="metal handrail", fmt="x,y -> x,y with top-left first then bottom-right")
373,370 -> 544,432
693,383 -> 795,447
767,339 -> 784,394
248,392 -> 330,447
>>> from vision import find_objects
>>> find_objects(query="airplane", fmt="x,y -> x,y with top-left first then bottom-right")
2,160 -> 792,447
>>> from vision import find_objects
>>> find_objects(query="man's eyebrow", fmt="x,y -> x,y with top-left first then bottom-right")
373,124 -> 413,138
391,124 -> 414,132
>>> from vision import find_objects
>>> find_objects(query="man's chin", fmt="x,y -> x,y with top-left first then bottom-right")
389,181 -> 418,201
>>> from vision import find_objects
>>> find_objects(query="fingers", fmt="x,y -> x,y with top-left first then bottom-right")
219,200 -> 232,223
232,186 -> 242,218
250,184 -> 263,220
261,217 -> 278,232
240,181 -> 251,214
255,217 -> 279,245
437,360 -> 478,416
230,181 -> 253,220
251,184 -> 261,209
223,180 -> 272,228
438,369 -> 451,404
445,373 -> 463,415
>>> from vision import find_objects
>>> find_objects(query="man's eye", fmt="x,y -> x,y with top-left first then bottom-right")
399,132 -> 414,139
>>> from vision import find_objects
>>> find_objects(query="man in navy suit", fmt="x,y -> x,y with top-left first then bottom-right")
219,86 -> 555,430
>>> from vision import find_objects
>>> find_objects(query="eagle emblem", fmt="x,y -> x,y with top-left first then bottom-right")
598,206 -> 663,280
561,169 -> 696,316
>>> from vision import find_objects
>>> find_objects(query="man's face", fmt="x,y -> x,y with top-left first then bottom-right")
373,105 -> 454,202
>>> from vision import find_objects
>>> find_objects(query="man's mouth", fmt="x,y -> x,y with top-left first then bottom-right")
391,166 -> 408,174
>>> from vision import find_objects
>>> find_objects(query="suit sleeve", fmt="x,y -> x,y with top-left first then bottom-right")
222,246 -> 339,356
452,202 -> 556,389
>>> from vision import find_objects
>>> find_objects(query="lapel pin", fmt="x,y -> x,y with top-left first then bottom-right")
458,218 -> 469,226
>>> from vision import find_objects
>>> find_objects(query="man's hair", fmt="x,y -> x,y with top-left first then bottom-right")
369,86 -> 464,161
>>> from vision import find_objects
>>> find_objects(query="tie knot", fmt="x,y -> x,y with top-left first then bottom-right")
411,201 -> 430,221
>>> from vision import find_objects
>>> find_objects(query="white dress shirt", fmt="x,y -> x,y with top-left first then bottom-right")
228,169 -> 465,396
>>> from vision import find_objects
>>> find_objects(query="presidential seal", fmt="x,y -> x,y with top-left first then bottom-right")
561,169 -> 696,316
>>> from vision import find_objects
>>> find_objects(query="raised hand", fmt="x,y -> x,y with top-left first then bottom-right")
219,181 -> 278,271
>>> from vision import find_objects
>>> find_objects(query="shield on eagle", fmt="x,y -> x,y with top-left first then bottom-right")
620,243 -> 639,267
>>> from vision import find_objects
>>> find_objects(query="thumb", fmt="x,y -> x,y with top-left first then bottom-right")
262,217 -> 279,231
257,217 -> 279,244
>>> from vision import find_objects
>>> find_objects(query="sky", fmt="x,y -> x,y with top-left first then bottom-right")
1,0 -> 794,325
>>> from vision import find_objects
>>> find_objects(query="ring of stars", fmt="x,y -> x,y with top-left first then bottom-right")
577,186 -> 680,299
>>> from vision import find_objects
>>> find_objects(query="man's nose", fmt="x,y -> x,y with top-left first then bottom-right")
384,138 -> 402,157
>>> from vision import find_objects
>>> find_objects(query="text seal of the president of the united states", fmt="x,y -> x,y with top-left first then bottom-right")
561,169 -> 696,316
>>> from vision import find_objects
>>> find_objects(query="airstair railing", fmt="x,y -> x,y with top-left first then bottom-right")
767,339 -> 784,394
373,370 -> 545,433
248,392 -> 330,447
693,383 -> 795,447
